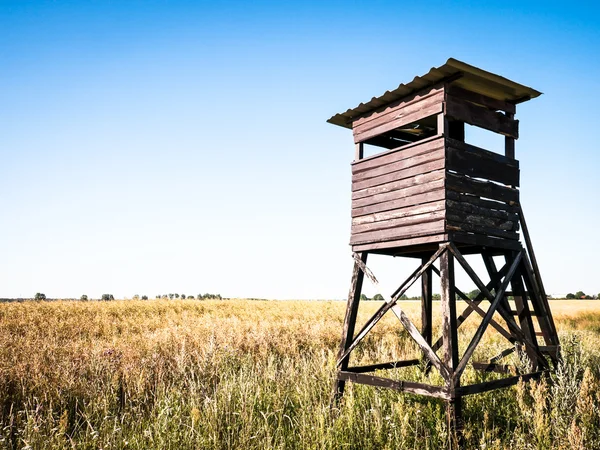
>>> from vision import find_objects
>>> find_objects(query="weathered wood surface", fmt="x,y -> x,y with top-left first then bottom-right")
333,252 -> 368,401
446,218 -> 519,240
352,136 -> 444,175
445,138 -> 519,167
453,251 -> 523,381
422,257 -> 433,345
352,147 -> 444,183
455,288 -> 514,342
346,359 -> 420,373
351,219 -> 445,245
337,245 -> 448,365
352,233 -> 448,253
440,251 -> 460,387
353,169 -> 445,201
431,262 -> 511,353
352,188 -> 445,218
445,95 -> 519,138
353,90 -> 444,143
446,172 -> 519,204
449,231 -> 522,252
456,371 -> 546,397
389,301 -> 451,381
472,362 -> 517,375
446,198 -> 519,222
352,86 -> 444,129
518,206 -> 559,348
338,371 -> 451,400
507,251 -> 540,366
446,84 -> 516,114
446,142 -> 520,186
452,245 -> 550,370
352,178 -> 445,209
352,210 -> 445,236
353,158 -> 445,192
352,199 -> 445,226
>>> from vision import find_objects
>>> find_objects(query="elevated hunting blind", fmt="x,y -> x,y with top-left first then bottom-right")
328,58 -> 560,439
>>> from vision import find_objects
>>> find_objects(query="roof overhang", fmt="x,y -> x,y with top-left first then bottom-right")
327,58 -> 542,129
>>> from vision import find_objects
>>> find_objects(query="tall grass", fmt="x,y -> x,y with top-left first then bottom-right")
1,299 -> 599,449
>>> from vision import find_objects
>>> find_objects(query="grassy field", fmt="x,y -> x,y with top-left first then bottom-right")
1,299 -> 600,449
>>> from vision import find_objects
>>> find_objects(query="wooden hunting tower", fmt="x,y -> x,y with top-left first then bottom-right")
328,59 -> 560,439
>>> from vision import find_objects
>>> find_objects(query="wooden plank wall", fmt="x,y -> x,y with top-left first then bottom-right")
349,82 -> 522,253
350,136 -> 446,247
445,138 -> 520,241
352,86 -> 444,144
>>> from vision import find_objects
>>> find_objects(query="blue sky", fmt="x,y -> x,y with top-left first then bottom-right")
1,1 -> 599,299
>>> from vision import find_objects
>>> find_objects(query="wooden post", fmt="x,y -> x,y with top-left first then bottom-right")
354,142 -> 364,161
422,256 -> 433,373
332,252 -> 368,404
505,111 -> 515,159
439,248 -> 461,444
506,251 -> 539,368
421,256 -> 433,344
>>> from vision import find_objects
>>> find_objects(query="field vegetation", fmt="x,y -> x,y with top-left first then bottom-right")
1,299 -> 600,449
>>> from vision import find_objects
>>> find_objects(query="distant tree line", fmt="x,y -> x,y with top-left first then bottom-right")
565,291 -> 598,300
21,292 -> 224,302
360,289 -> 600,301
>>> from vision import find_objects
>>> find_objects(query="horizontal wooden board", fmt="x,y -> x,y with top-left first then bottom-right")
445,95 -> 519,139
352,147 -> 444,183
353,158 -> 445,192
446,212 -> 516,232
447,144 -> 520,186
353,90 -> 444,137
352,200 -> 446,226
449,231 -> 522,252
354,103 -> 443,144
352,233 -> 448,253
352,136 -> 444,175
353,169 -> 445,201
446,84 -> 516,114
446,219 -> 519,240
353,85 -> 444,129
446,172 -> 519,204
447,199 -> 519,223
445,137 -> 518,167
352,178 -> 445,209
350,218 -> 446,245
352,209 -> 445,235
446,190 -> 518,214
352,188 -> 446,218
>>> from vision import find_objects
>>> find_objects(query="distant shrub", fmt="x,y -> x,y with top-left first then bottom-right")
141,295 -> 148,300
80,295 -> 88,301
197,293 -> 222,300
132,295 -> 140,301
34,293 -> 46,301
373,294 -> 384,301
101,294 -> 114,301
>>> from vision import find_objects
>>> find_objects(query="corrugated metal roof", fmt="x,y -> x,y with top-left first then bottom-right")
327,58 -> 542,129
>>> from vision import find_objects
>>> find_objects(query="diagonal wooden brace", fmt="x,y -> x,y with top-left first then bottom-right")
337,244 -> 449,366
453,250 -> 522,382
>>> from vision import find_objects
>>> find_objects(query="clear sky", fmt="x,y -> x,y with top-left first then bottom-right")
1,1 -> 599,300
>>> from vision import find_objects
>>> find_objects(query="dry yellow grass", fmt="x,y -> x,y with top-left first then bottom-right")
0,299 -> 599,449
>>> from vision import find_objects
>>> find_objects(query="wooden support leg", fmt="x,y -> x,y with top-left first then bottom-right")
506,251 -> 539,368
331,252 -> 367,406
440,250 -> 462,445
422,256 -> 433,373
448,396 -> 463,449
